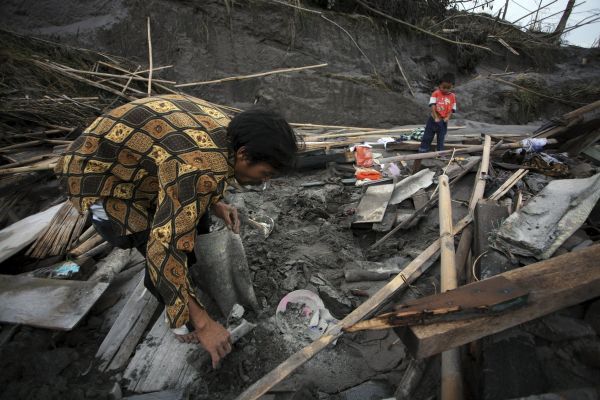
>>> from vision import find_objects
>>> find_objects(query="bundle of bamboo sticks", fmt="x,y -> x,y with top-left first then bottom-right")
27,201 -> 88,259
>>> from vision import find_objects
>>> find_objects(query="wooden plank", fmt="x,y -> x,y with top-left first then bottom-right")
97,274 -> 159,371
123,314 -> 200,393
234,216 -> 472,400
400,244 -> 600,359
125,318 -> 256,393
0,275 -> 109,330
0,203 -> 63,264
353,184 -> 395,224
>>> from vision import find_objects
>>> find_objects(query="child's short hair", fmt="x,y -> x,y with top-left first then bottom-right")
439,73 -> 456,85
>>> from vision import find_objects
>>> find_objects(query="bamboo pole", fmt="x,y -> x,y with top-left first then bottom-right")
69,233 -> 104,257
290,123 -> 378,130
454,225 -> 473,285
438,174 -> 464,400
97,61 -> 173,76
49,68 -> 174,84
0,159 -> 58,175
305,125 -> 465,141
121,66 -> 141,94
32,60 -> 135,101
468,135 -> 492,213
377,138 -> 559,165
395,56 -> 415,97
175,63 -> 328,88
0,154 -> 55,170
488,169 -> 528,201
0,140 -> 43,152
147,17 -> 153,96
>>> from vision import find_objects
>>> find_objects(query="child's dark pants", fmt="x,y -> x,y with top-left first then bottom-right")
418,116 -> 447,153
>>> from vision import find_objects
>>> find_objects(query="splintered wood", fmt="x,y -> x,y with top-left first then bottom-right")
401,244 -> 600,359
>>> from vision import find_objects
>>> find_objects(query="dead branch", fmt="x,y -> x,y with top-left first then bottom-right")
356,0 -> 494,53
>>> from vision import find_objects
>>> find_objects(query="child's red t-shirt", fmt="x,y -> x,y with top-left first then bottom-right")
429,89 -> 457,119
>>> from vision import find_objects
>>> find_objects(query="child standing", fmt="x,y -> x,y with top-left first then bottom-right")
418,73 -> 457,153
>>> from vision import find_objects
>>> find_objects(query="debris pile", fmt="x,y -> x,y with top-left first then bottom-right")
1,15 -> 600,400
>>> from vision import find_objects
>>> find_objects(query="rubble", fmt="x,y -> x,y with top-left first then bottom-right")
0,3 -> 599,400
493,174 -> 600,259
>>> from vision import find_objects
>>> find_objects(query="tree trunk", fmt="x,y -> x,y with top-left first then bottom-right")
553,0 -> 576,40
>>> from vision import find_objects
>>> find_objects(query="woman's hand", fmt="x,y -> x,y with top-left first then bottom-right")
211,201 -> 240,234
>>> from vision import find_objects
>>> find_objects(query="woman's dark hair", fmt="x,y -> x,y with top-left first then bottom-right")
439,73 -> 456,85
227,109 -> 299,171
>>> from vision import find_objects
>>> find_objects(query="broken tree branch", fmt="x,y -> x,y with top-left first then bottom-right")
356,0 -> 494,53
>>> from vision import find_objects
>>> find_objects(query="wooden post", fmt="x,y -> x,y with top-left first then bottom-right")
438,174 -> 464,400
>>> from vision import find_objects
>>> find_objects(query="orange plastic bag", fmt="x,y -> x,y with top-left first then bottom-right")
355,145 -> 373,167
355,168 -> 382,181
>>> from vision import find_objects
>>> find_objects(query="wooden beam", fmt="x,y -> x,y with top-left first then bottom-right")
400,244 -> 600,359
234,216 -> 472,400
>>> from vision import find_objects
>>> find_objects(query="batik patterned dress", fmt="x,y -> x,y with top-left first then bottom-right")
55,94 -> 234,329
